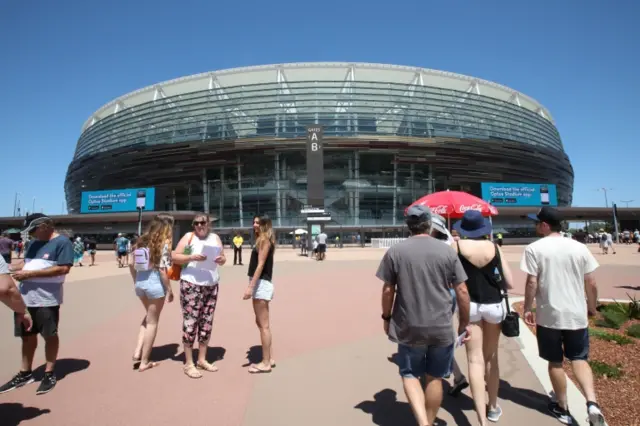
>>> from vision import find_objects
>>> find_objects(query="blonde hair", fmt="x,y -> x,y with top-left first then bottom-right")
254,214 -> 275,250
136,213 -> 175,267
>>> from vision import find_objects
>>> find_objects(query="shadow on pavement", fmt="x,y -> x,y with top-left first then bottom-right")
33,358 -> 90,381
498,379 -> 559,420
242,345 -> 262,367
354,389 -> 422,425
0,403 -> 51,426
150,344 -> 226,364
615,285 -> 640,291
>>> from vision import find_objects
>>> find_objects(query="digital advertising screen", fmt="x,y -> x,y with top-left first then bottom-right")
80,188 -> 156,213
480,183 -> 558,207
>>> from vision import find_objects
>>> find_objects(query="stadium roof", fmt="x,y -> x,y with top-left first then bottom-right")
82,62 -> 553,132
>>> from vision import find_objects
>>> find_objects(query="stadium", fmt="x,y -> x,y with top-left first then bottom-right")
65,62 -> 574,232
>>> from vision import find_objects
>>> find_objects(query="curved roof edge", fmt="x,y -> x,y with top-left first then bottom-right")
82,62 -> 555,132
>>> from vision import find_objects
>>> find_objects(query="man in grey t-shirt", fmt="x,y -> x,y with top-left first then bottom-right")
376,205 -> 471,426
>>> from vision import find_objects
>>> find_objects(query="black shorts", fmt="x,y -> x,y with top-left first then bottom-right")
536,325 -> 589,363
117,250 -> 127,258
317,244 -> 327,253
1,253 -> 11,264
14,306 -> 60,338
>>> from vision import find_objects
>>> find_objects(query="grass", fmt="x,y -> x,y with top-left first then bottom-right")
589,328 -> 634,345
595,310 -> 628,330
626,323 -> 640,339
589,360 -> 624,379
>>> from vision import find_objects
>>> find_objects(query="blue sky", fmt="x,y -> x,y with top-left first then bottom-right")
1,0 -> 638,216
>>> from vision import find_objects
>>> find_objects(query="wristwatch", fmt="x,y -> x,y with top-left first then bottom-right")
382,314 -> 392,321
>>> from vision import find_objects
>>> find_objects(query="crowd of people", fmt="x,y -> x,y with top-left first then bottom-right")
0,206 -> 609,426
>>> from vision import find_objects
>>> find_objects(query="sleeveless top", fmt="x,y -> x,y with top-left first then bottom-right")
457,242 -> 504,304
247,241 -> 275,281
180,233 -> 221,286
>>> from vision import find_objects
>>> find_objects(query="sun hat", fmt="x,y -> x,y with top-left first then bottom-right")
452,210 -> 492,239
431,214 -> 453,244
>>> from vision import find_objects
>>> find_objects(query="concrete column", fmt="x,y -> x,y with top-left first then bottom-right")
427,164 -> 434,194
237,160 -> 243,227
348,157 -> 353,218
410,164 -> 415,201
275,154 -> 282,227
355,151 -> 360,226
219,166 -> 224,226
202,169 -> 210,214
171,189 -> 177,211
393,156 -> 397,225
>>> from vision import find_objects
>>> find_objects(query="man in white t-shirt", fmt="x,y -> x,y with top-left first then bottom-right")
521,207 -> 606,426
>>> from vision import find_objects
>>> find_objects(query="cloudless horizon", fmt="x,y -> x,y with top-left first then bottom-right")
1,0 -> 639,216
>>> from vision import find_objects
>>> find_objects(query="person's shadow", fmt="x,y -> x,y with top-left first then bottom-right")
0,403 -> 50,426
32,358 -> 90,381
242,345 -> 262,367
148,343 -> 226,366
498,379 -> 574,423
354,389 -> 417,425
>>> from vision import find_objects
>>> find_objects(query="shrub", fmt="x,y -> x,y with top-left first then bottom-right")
628,294 -> 640,320
626,323 -> 640,339
589,360 -> 623,379
596,310 -> 627,330
589,329 -> 633,345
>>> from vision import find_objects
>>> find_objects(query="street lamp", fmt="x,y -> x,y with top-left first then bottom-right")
597,188 -> 613,207
620,199 -> 634,208
13,192 -> 21,216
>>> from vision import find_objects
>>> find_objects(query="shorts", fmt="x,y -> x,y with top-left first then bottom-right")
469,301 -> 506,324
89,249 -> 96,255
117,250 -> 127,258
252,279 -> 274,301
1,253 -> 11,264
14,306 -> 60,338
317,244 -> 327,253
449,288 -> 457,314
536,325 -> 589,363
397,343 -> 455,379
135,270 -> 166,300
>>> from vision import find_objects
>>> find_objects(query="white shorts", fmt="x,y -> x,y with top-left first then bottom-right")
469,301 -> 506,324
252,279 -> 274,301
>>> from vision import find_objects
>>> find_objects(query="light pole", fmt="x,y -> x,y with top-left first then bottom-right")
620,199 -> 634,208
597,188 -> 612,207
31,197 -> 36,214
13,192 -> 21,216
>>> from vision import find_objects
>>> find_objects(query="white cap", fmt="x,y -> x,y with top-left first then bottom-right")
431,214 -> 454,245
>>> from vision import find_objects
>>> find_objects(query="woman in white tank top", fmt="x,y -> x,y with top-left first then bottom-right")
171,213 -> 226,379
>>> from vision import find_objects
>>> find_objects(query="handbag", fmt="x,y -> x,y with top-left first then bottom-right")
482,243 -> 520,337
167,233 -> 194,281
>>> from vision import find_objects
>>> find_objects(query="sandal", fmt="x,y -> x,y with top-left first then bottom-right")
184,364 -> 202,379
138,361 -> 159,372
196,361 -> 219,372
132,356 -> 141,364
248,363 -> 272,374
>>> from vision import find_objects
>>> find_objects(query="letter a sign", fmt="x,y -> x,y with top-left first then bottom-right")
306,126 -> 324,209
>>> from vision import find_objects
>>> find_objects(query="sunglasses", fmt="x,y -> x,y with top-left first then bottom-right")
193,221 -> 208,226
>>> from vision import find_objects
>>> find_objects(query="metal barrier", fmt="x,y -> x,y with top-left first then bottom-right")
371,238 -> 407,248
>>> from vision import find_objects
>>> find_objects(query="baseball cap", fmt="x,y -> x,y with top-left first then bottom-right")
22,213 -> 52,234
405,205 -> 432,223
527,206 -> 562,227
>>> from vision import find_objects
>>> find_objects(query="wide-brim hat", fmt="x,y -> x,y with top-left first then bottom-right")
452,210 -> 492,238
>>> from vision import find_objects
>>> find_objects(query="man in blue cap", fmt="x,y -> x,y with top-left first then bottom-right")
376,205 -> 471,426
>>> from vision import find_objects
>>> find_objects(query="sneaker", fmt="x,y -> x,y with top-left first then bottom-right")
487,405 -> 503,423
0,371 -> 35,394
448,377 -> 469,397
36,372 -> 57,395
587,402 -> 607,426
548,402 -> 572,425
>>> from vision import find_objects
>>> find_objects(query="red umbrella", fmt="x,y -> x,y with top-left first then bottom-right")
406,190 -> 499,219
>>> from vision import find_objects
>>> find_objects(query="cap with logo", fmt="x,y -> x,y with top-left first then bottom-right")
22,213 -> 52,234
405,205 -> 432,224
527,206 -> 562,227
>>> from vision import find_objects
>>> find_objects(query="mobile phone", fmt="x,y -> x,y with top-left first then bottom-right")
456,330 -> 468,347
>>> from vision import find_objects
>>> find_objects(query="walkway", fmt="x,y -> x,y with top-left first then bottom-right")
1,245 -> 637,425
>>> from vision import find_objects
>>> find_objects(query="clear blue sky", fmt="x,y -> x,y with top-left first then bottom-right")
1,0 -> 638,216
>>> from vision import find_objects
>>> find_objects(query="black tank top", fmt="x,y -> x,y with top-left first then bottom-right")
457,242 -> 504,304
247,241 -> 275,281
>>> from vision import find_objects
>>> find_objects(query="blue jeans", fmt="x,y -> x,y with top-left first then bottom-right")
397,343 -> 455,379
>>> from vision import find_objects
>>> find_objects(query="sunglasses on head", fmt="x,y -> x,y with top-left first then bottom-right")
193,220 -> 208,226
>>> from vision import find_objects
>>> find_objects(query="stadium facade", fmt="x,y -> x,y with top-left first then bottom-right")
65,62 -> 573,229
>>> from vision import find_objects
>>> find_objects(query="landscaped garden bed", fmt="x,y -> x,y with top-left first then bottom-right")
513,297 -> 640,426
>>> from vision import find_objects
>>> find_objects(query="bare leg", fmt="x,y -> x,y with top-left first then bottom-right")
403,377 -> 428,425
549,362 -> 568,409
21,335 -> 38,372
252,299 -> 272,370
139,296 -> 165,371
482,321 -> 502,410
465,322 -> 487,426
44,336 -> 59,373
571,360 -> 597,402
133,316 -> 147,360
425,375 -> 443,425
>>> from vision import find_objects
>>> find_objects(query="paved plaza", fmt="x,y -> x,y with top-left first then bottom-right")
0,243 -> 638,425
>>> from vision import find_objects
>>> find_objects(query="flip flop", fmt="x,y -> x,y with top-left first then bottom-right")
138,361 -> 159,372
248,364 -> 272,374
196,361 -> 219,372
132,356 -> 141,364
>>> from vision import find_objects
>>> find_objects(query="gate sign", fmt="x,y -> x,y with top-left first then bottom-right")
81,188 -> 156,213
481,183 -> 557,207
306,126 -> 325,208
